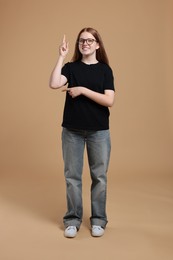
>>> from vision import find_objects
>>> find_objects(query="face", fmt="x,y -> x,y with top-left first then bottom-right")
78,32 -> 99,57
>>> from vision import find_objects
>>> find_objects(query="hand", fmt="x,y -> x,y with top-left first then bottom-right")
59,35 -> 69,57
62,87 -> 84,98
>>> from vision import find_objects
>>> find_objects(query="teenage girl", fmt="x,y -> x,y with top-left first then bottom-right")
49,27 -> 115,238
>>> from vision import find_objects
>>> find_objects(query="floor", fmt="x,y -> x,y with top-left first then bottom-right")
0,166 -> 173,260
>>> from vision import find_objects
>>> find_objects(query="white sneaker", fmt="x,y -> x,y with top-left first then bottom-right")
64,226 -> 77,238
91,225 -> 105,237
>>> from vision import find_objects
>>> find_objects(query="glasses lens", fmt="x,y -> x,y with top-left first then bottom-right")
78,39 -> 84,44
87,39 -> 94,45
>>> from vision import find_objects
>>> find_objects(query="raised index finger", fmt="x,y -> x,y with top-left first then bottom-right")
62,34 -> 66,44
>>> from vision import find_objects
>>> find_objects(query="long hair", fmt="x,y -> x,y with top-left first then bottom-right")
71,27 -> 109,65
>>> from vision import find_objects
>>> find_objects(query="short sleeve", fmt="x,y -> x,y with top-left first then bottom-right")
103,65 -> 115,91
61,62 -> 70,81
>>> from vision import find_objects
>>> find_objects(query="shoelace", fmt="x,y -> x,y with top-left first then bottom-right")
92,226 -> 103,230
67,226 -> 76,231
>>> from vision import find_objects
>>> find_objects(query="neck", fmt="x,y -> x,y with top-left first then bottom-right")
81,55 -> 98,65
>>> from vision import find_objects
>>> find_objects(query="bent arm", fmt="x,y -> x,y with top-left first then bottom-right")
49,35 -> 69,89
82,88 -> 115,107
65,87 -> 115,107
49,56 -> 67,88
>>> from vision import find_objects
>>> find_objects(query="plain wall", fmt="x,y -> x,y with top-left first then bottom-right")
1,1 -> 173,259
1,0 -> 173,181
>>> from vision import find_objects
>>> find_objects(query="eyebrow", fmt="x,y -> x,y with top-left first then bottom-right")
79,38 -> 95,40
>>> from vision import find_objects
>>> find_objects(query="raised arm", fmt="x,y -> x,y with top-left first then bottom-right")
49,35 -> 69,89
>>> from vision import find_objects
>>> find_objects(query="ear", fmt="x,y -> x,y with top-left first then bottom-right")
96,43 -> 100,50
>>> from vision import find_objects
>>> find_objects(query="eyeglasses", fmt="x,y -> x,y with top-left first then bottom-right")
78,38 -> 97,45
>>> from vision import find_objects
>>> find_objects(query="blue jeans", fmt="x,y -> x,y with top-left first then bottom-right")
62,127 -> 111,230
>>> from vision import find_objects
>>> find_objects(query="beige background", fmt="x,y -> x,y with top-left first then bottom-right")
0,0 -> 173,259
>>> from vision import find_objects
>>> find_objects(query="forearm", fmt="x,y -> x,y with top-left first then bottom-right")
82,88 -> 114,107
49,56 -> 65,88
65,87 -> 114,106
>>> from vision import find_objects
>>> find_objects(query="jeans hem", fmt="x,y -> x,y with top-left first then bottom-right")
90,218 -> 108,229
63,219 -> 82,230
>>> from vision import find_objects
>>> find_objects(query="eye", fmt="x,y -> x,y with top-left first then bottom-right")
87,39 -> 94,44
78,38 -> 84,44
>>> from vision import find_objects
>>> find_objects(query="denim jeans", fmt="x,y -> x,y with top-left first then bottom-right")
62,127 -> 111,230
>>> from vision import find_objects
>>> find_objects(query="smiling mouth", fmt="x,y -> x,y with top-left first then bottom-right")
82,47 -> 89,50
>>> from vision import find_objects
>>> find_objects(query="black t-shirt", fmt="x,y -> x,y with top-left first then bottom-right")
61,60 -> 115,131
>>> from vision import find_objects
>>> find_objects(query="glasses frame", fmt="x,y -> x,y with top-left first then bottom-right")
78,38 -> 97,46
